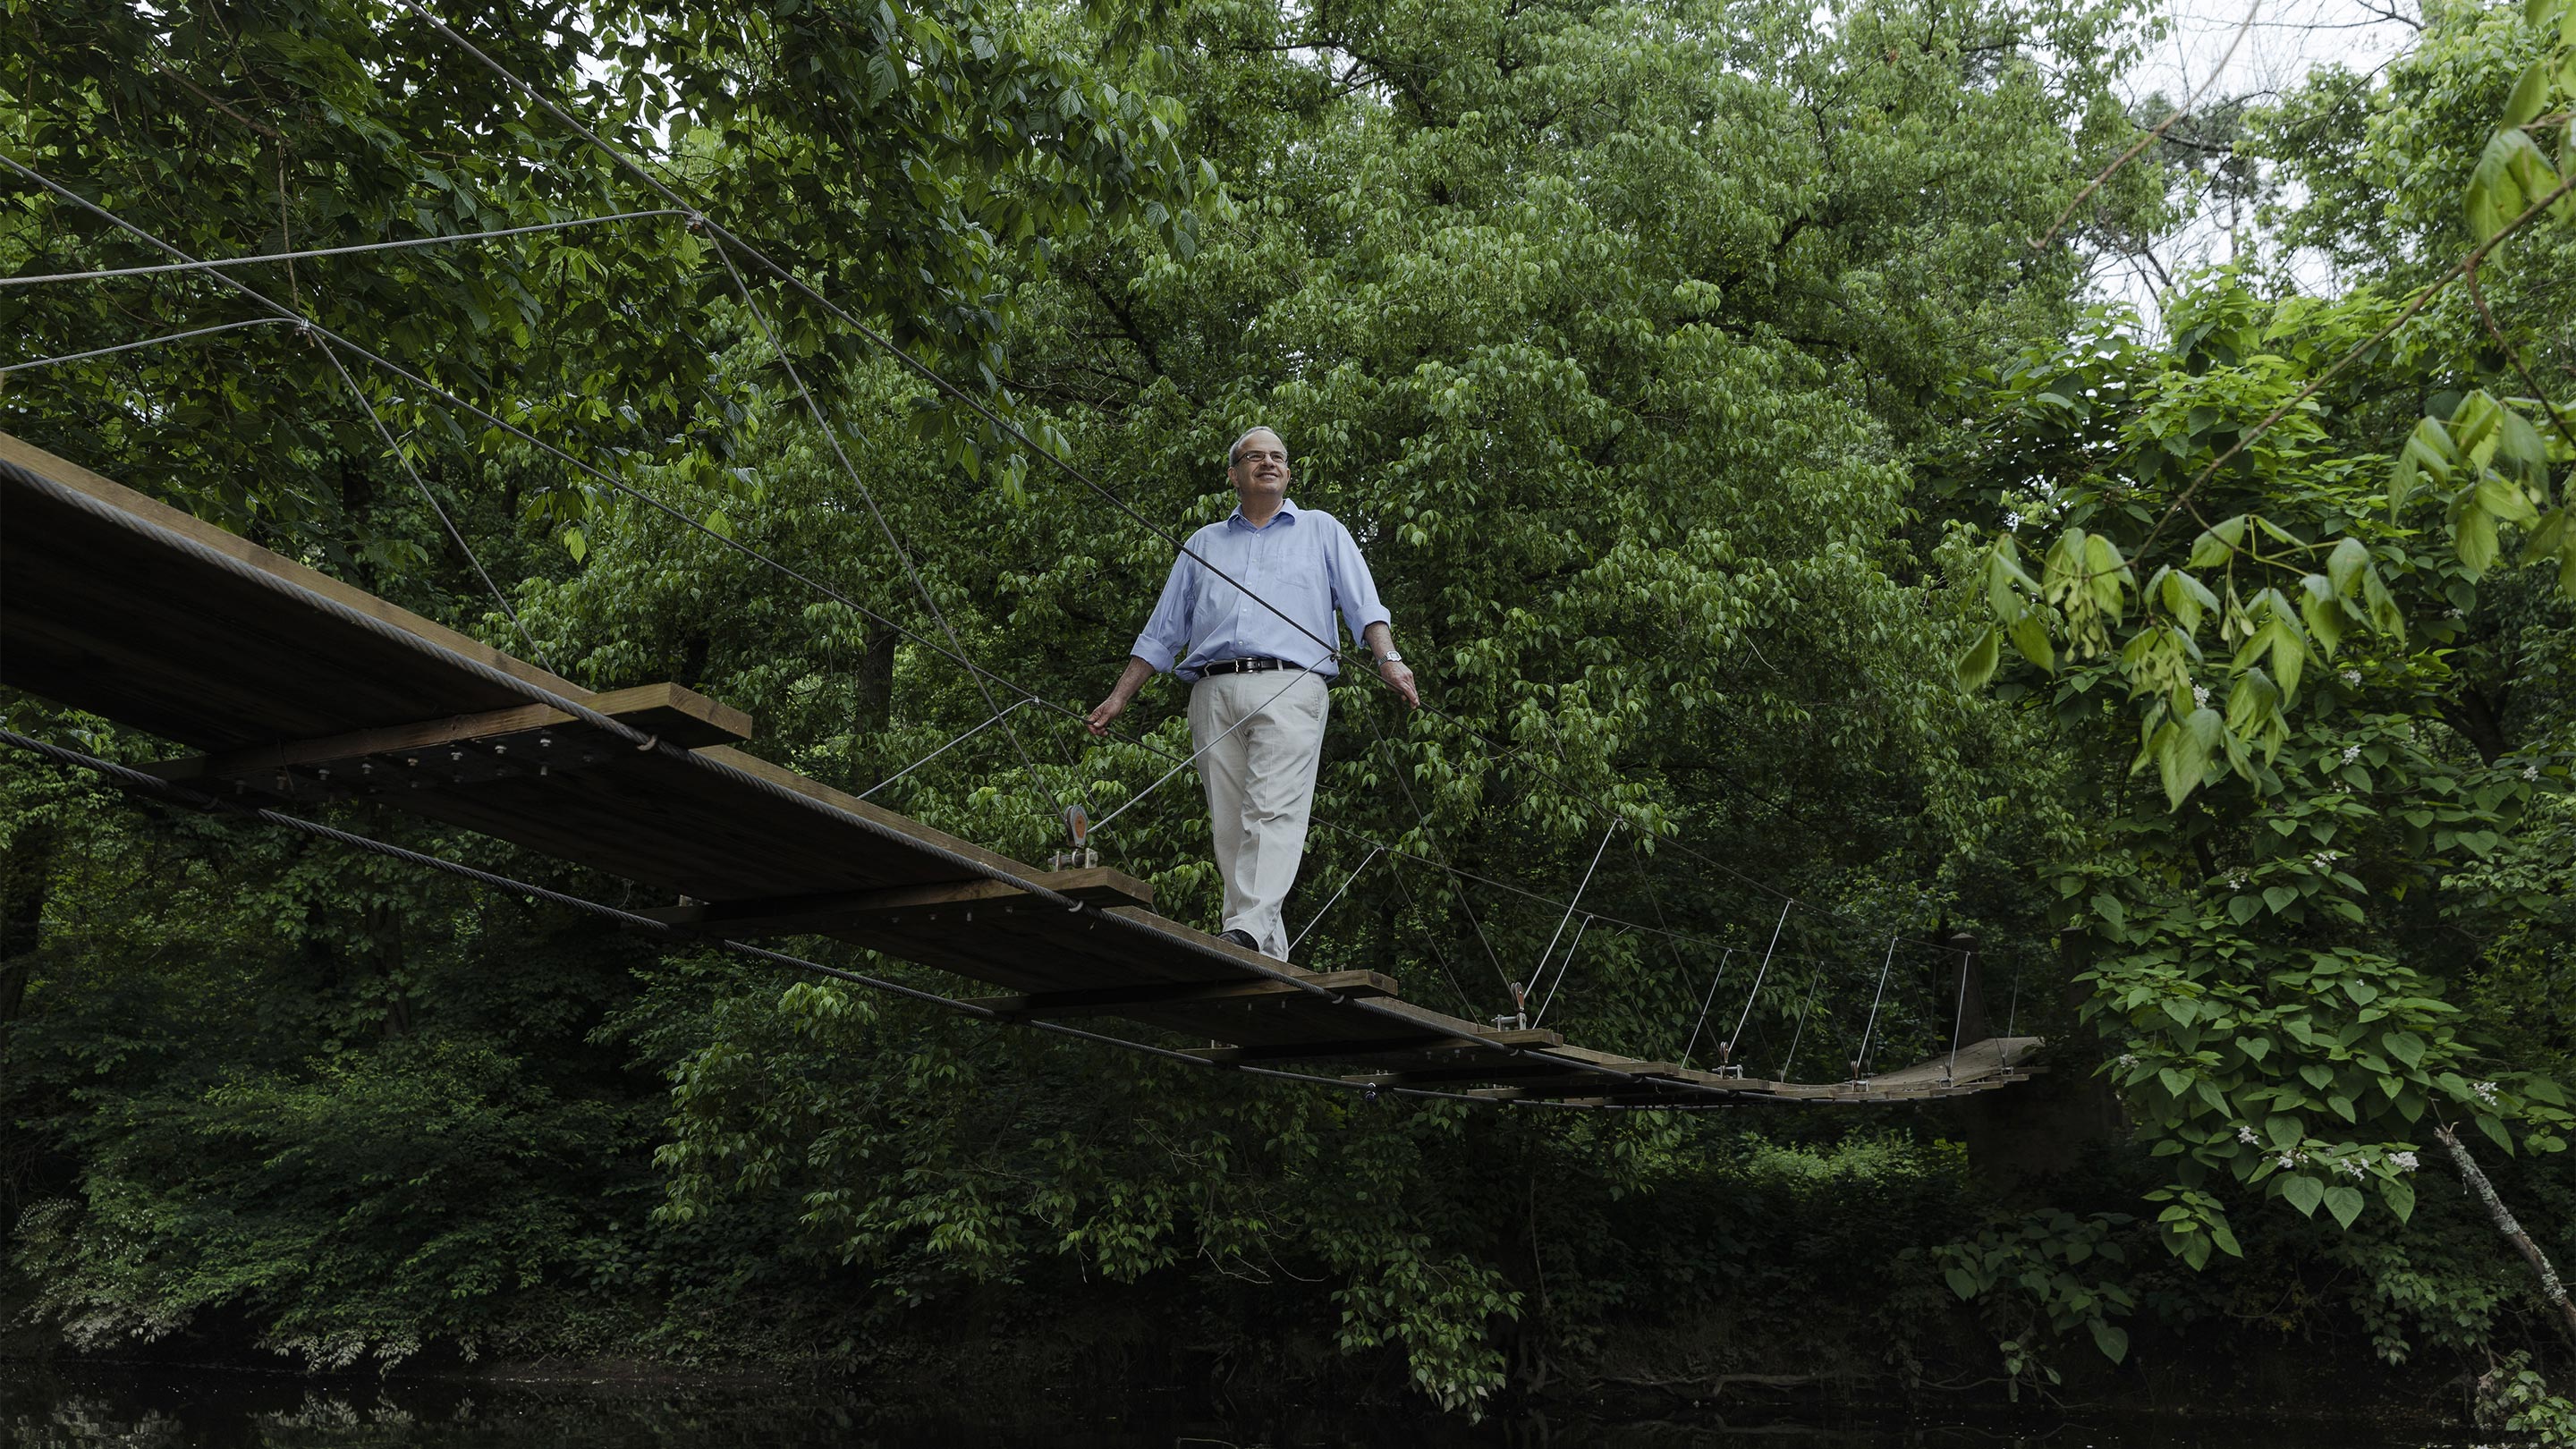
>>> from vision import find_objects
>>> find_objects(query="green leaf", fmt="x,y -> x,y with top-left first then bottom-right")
2322,1184 -> 2366,1229
1944,1266 -> 1979,1300
2458,505 -> 2499,576
562,526 -> 588,564
2187,515 -> 2247,568
2009,612 -> 2055,671
2263,886 -> 2299,915
2325,537 -> 2368,596
2299,576 -> 2345,657
2280,1175 -> 2324,1216
2381,1178 -> 2416,1224
2480,1114 -> 2515,1154
2383,1030 -> 2426,1068
2477,475 -> 2542,525
1957,628 -> 2001,691
2503,59 -> 2554,130
2227,894 -> 2261,924
2089,1320 -> 2131,1364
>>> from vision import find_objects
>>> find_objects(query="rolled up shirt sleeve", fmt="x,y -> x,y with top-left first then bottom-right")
1325,518 -> 1391,645
1130,552 -> 1198,673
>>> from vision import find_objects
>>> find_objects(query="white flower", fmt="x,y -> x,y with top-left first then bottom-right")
2340,668 -> 2361,687
2224,869 -> 2249,890
2473,1080 -> 2502,1108
2341,745 -> 2362,765
2525,764 -> 2542,782
2192,684 -> 2211,708
2389,1150 -> 2419,1173
2275,1151 -> 2301,1171
2309,850 -> 2341,869
2237,1125 -> 2258,1145
2116,1053 -> 2139,1070
2336,1157 -> 2366,1179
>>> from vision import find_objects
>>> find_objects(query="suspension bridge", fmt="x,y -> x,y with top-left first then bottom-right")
0,430 -> 2036,1109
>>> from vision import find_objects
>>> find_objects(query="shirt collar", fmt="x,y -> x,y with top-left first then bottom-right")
1227,496 -> 1300,530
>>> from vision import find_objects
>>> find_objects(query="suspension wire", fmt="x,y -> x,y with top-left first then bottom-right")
2002,949 -> 2024,1069
1381,850 -> 1482,1018
1287,843 -> 1382,957
379,5 -> 1949,947
1776,964 -> 1826,1082
706,237 -> 1057,819
1308,818 -> 1866,977
0,159 -> 1077,746
0,316 -> 291,373
309,332 -> 554,671
1529,819 -> 1620,1011
857,698 -> 1033,801
1678,949 -> 1735,1069
1722,897 -> 1796,1069
0,210 -> 691,286
1347,689 -> 1513,997
1628,835 -> 1697,983
1946,936 -> 1978,1086
1852,931 -> 1901,1081
1530,912 -> 1595,1029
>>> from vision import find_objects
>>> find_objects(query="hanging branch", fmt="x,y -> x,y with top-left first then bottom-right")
2436,1123 -> 2576,1347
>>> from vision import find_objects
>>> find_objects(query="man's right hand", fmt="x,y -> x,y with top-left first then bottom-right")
1086,693 -> 1129,736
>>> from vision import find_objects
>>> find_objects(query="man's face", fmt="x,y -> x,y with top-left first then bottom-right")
1229,431 -> 1290,505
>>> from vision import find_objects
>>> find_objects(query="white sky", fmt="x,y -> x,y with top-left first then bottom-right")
2093,0 -> 2422,321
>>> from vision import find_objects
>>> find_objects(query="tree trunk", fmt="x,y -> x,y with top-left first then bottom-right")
0,823 -> 54,1028
2437,1123 -> 2576,1346
854,624 -> 897,734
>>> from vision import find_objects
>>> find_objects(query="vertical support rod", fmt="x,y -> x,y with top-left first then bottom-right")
1852,931 -> 1900,1081
1679,948 -> 1735,1070
1723,897 -> 1796,1068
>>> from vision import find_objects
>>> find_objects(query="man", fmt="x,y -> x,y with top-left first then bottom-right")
1088,427 -> 1419,959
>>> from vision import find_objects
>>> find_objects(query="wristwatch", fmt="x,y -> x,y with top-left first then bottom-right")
1378,650 -> 1404,665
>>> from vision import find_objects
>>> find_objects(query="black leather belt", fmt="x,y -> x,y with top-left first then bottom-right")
1199,657 -> 1301,676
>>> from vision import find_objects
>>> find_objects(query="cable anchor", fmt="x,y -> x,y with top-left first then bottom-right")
1049,802 -> 1097,872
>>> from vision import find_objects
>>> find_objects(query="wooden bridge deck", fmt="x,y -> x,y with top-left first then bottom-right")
0,431 -> 2038,1107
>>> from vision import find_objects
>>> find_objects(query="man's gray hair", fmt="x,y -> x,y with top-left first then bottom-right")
1228,426 -> 1286,468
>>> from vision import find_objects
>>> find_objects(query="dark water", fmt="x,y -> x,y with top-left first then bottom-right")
0,1367 -> 2456,1449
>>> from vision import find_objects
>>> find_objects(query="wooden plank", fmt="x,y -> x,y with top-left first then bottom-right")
641,866 -> 1157,935
961,970 -> 1396,1021
1,431 -> 582,702
143,681 -> 752,784
1546,1045 -> 1689,1078
1185,1025 -> 1555,1065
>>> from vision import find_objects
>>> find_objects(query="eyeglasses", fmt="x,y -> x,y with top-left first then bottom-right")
1234,449 -> 1287,465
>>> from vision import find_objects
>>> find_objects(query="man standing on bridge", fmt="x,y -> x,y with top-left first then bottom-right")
1088,427 -> 1419,960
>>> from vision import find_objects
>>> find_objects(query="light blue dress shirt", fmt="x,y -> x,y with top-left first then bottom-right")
1130,499 -> 1391,682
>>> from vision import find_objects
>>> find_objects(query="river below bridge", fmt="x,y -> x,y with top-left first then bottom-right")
0,1365 -> 2452,1449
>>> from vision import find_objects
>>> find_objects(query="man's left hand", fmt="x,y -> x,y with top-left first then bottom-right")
1378,657 -> 1419,709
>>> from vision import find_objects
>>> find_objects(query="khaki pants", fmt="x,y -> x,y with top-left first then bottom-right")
1188,669 -> 1330,959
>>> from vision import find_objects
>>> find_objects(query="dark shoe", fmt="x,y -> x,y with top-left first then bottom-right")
1218,928 -> 1260,951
